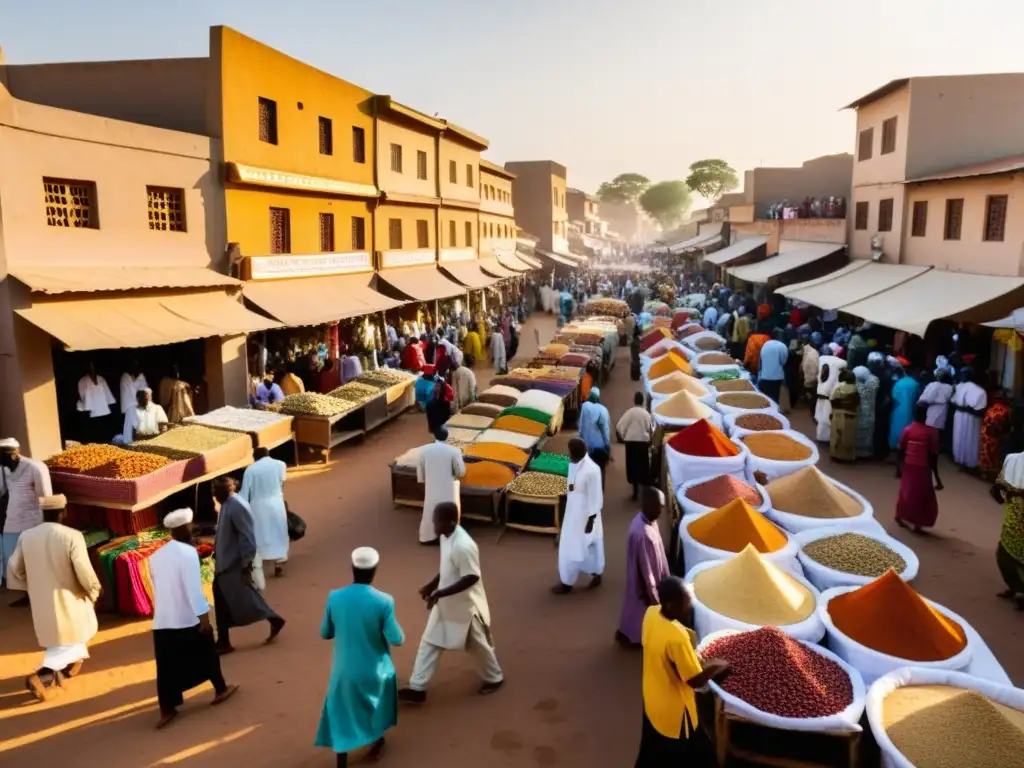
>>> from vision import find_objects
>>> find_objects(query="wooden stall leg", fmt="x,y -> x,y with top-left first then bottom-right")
715,698 -> 728,768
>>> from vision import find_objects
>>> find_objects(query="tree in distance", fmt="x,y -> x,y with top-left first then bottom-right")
685,159 -> 739,203
639,181 -> 692,230
596,173 -> 650,204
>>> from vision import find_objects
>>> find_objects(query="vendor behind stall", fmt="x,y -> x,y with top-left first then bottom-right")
118,388 -> 169,445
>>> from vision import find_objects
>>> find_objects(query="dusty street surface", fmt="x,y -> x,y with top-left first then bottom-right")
0,314 -> 1021,767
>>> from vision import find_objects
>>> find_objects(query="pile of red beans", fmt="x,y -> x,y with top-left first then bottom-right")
702,627 -> 853,718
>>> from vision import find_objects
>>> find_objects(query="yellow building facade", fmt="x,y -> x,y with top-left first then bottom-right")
480,160 -> 517,259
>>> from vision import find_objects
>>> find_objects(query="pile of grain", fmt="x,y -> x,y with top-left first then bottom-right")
735,413 -> 784,431
667,420 -> 738,457
709,378 -> 756,393
648,351 -> 693,379
694,336 -> 723,350
460,403 -> 505,418
328,382 -> 383,403
883,686 -> 1024,768
447,413 -> 496,430
719,392 -> 772,410
697,351 -> 734,365
48,444 -> 173,479
508,471 -> 568,498
651,372 -> 709,398
129,425 -> 244,460
463,442 -> 529,467
803,533 -> 907,577
279,392 -> 356,417
653,390 -> 713,421
766,467 -> 861,518
742,432 -> 812,461
685,475 -> 763,508
687,499 -> 788,553
692,544 -> 816,625
462,461 -> 516,489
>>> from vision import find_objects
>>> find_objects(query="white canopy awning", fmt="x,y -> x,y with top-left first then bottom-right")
984,308 -> 1024,329
728,240 -> 845,283
777,261 -> 933,310
668,232 -> 721,254
703,237 -> 768,266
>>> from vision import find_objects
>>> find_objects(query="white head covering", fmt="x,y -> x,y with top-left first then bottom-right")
40,494 -> 67,511
163,508 -> 194,528
1003,452 -> 1024,489
0,438 -> 19,450
351,546 -> 380,569
139,387 -> 153,394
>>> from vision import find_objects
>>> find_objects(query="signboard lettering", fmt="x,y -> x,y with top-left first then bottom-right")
247,252 -> 371,280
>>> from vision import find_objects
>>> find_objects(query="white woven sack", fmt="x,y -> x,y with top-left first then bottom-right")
651,390 -> 717,411
515,389 -> 563,415
665,440 -> 751,490
714,394 -> 778,417
684,559 -> 825,643
765,475 -> 876,535
698,629 -> 866,733
695,362 -> 743,378
679,511 -> 801,577
653,412 -> 724,433
794,525 -> 920,591
737,430 -> 820,482
642,338 -> 692,360
676,474 -> 771,518
866,668 -> 1024,768
818,586 -> 973,685
682,330 -> 727,352
724,411 -> 791,438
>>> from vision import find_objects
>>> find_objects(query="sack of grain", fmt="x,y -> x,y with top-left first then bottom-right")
679,503 -> 801,576
738,429 -> 820,482
642,338 -> 694,361
866,668 -> 1024,768
684,555 -> 826,643
713,391 -> 778,417
818,586 -> 973,685
698,629 -> 867,734
664,435 -> 751,489
651,390 -> 722,431
795,526 -> 920,591
682,330 -> 727,353
723,411 -> 791,438
764,469 -> 877,534
677,474 -> 772,518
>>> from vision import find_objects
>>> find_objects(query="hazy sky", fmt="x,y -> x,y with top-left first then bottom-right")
2,0 -> 1022,200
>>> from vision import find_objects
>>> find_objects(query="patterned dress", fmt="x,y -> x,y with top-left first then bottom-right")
996,459 -> 1024,594
980,400 -> 1012,480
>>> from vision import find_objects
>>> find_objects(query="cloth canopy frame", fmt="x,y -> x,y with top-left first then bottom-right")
243,272 -> 405,327
777,261 -> 928,309
439,261 -> 500,289
10,265 -> 241,294
374,265 -> 469,302
728,240 -> 846,283
703,237 -> 769,266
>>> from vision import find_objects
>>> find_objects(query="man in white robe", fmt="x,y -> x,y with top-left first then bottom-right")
118,388 -> 168,445
77,362 -> 117,443
119,363 -> 149,414
6,494 -> 101,701
814,354 -> 847,443
553,438 -> 605,594
450,361 -> 477,412
239,447 -> 289,586
1,437 -> 52,606
399,501 -> 503,703
951,368 -> 988,468
415,426 -> 466,545
490,326 -> 507,375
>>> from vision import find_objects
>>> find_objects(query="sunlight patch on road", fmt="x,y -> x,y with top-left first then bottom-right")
147,724 -> 261,765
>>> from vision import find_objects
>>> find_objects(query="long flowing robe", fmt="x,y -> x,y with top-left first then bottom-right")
829,382 -> 861,461
315,584 -> 404,754
558,455 -> 604,585
213,495 -> 280,628
617,513 -> 669,644
981,400 -> 1014,480
996,453 -> 1024,594
239,456 -> 289,562
951,381 -> 987,468
416,441 -> 466,543
814,356 -> 846,442
451,367 -> 477,412
896,421 -> 940,528
854,370 -> 879,458
490,332 -> 507,374
888,375 -> 922,451
743,334 -> 770,376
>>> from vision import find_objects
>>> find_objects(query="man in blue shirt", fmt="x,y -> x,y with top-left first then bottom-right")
702,303 -> 719,330
578,387 -> 611,489
758,330 -> 789,405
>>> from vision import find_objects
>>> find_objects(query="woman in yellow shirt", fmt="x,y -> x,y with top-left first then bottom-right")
636,576 -> 731,766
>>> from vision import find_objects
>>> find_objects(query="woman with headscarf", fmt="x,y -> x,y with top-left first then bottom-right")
853,366 -> 879,458
425,374 -> 454,435
950,367 -> 987,469
846,333 -> 869,369
814,351 -> 846,443
743,322 -> 771,377
980,398 -> 1014,480
829,370 -> 860,461
992,449 -> 1024,611
888,360 -> 921,451
729,306 -> 751,360
896,404 -> 943,532
868,352 -> 893,459
801,333 -> 821,414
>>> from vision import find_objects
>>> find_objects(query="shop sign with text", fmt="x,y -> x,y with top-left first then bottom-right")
247,252 -> 372,280
379,249 -> 437,269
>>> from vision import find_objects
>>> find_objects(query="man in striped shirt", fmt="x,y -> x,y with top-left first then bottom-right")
1,438 -> 53,607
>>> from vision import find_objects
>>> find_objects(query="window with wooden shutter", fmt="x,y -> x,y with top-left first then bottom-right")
449,160 -> 457,184
984,195 -> 1008,242
270,207 -> 291,253
318,117 -> 333,155
258,97 -> 278,144
858,128 -> 873,161
417,150 -> 428,181
352,127 -> 366,163
416,220 -> 429,248
319,213 -> 335,251
881,117 -> 897,155
390,144 -> 402,173
147,186 -> 185,232
911,201 -> 928,237
449,220 -> 457,246
388,219 -> 403,249
854,201 -> 869,230
44,177 -> 98,229
466,164 -> 474,188
351,217 -> 366,250
465,221 -> 473,247
878,198 -> 894,232
944,199 -> 964,240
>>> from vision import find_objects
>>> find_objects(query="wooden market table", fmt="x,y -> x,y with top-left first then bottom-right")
502,490 -> 563,537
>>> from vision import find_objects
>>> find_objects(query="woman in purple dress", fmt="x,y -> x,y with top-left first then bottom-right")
896,404 -> 944,532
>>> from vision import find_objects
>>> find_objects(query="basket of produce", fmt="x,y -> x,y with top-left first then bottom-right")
708,378 -> 756,394
795,527 -> 919,590
127,425 -> 253,481
527,451 -> 570,477
278,392 -> 359,418
651,390 -> 721,430
684,545 -> 825,642
477,428 -> 540,451
677,474 -> 771,518
47,444 -> 189,506
664,420 -> 750,488
680,499 -> 799,574
184,407 -> 294,449
714,391 -> 777,416
463,442 -> 529,469
682,330 -> 727,352
698,627 -> 866,733
866,668 -> 1024,768
723,411 -> 790,437
507,471 -> 568,499
764,467 -> 876,534
819,574 -> 973,684
737,430 -> 818,481
477,385 -> 522,408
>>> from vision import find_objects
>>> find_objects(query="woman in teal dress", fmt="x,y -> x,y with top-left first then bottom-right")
316,548 -> 405,767
889,363 -> 922,451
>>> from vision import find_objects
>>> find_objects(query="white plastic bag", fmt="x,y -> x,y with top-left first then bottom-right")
765,475 -> 877,534
794,525 -> 920,591
818,586 -> 973,685
684,559 -> 825,643
665,440 -> 751,489
683,330 -> 727,352
679,511 -> 800,576
698,629 -> 866,733
676,474 -> 771,518
724,411 -> 792,438
866,668 -> 1024,768
737,430 -> 820,482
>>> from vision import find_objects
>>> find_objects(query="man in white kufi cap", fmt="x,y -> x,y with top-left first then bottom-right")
1,437 -> 52,607
315,546 -> 404,766
117,386 -> 168,445
7,494 -> 101,701
148,507 -> 237,729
